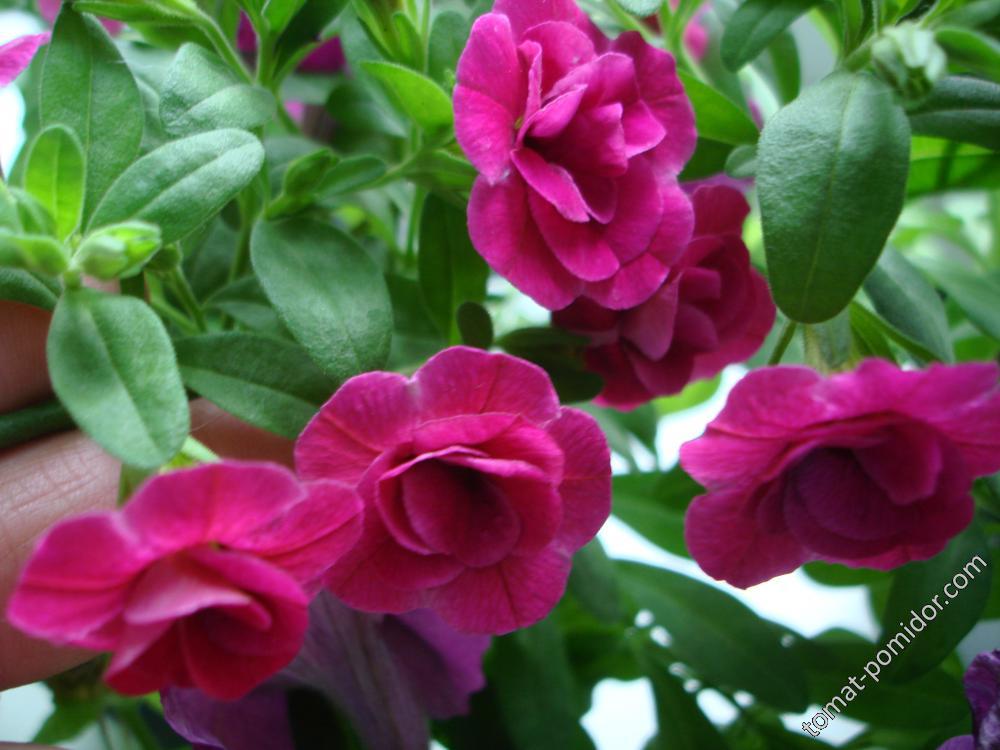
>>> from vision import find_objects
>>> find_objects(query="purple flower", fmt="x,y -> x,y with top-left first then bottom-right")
162,592 -> 490,750
0,33 -> 50,88
455,0 -> 697,311
681,360 -> 1000,588
939,650 -> 1000,750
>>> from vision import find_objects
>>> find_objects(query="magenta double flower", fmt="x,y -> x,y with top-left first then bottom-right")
297,346 -> 612,635
0,32 -> 49,88
455,0 -> 697,310
681,360 -> 1000,588
7,462 -> 362,698
553,185 -> 775,408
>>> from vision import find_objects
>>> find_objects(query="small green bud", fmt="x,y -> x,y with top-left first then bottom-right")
872,23 -> 947,102
75,221 -> 163,280
0,229 -> 70,275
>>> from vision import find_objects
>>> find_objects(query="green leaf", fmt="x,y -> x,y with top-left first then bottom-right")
879,523 -> 993,682
914,256 -> 1000,341
759,71 -> 911,323
568,540 -> 624,625
428,11 -> 469,85
936,27 -> 1000,82
89,129 -> 265,244
498,327 -> 603,403
268,148 -> 341,217
40,6 -> 143,221
0,270 -> 59,310
907,136 -> 1000,197
612,468 -> 703,557
47,289 -> 189,468
419,194 -> 489,341
909,76 -> 1000,150
803,562 -> 886,587
176,332 -> 335,439
0,230 -> 69,275
721,0 -> 823,71
456,301 -> 494,349
33,698 -> 104,744
24,125 -> 85,241
862,247 -> 953,362
160,44 -> 276,136
766,30 -> 802,103
251,218 -> 392,382
490,620 -> 596,750
273,0 -> 349,74
264,0 -> 307,34
360,60 -> 454,133
644,649 -> 728,750
618,0 -> 662,15
318,155 -> 388,197
794,630 -> 970,729
677,71 -> 759,145
849,302 -> 897,361
619,561 -> 810,711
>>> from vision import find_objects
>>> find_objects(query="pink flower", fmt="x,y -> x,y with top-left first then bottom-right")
681,361 -> 1000,588
295,346 -> 612,635
0,33 -> 50,88
455,0 -> 697,311
553,185 -> 774,409
37,0 -> 123,35
6,461 -> 363,699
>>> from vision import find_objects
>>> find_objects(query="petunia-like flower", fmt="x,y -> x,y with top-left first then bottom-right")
681,360 -> 1000,588
296,346 -> 612,635
938,650 -> 1000,750
0,33 -> 50,88
553,185 -> 775,409
162,592 -> 489,750
7,462 -> 363,699
37,0 -> 123,34
455,0 -> 697,311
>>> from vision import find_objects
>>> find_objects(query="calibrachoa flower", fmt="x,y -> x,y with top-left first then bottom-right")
939,650 -> 1000,750
295,346 -> 612,635
163,592 -> 489,750
0,33 -> 50,88
455,0 -> 697,311
681,361 -> 1000,588
7,462 -> 363,699
553,185 -> 774,409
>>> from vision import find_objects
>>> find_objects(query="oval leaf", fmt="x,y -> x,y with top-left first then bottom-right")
88,129 -> 265,243
24,125 -> 85,241
644,649 -> 728,750
175,332 -> 335,439
909,76 -> 1000,150
47,289 -> 189,468
40,6 -> 143,220
619,561 -> 810,711
161,44 -> 276,136
677,71 -> 759,146
759,71 -> 911,323
251,218 -> 392,382
721,0 -> 823,72
360,60 -> 454,132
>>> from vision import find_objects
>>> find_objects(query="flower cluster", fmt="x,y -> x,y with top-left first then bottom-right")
8,347 -> 611,700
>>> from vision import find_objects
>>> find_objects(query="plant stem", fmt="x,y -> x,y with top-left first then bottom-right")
167,268 -> 207,332
0,399 -> 73,450
767,320 -> 798,366
194,8 -> 252,83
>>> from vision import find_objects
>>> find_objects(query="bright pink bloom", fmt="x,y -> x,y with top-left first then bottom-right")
0,33 -> 50,88
455,0 -> 697,311
295,346 -> 612,635
681,361 -> 1000,588
553,186 -> 774,409
7,462 -> 362,699
37,0 -> 123,34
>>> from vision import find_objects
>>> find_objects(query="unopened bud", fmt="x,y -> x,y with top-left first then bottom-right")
75,221 -> 162,280
872,23 -> 947,102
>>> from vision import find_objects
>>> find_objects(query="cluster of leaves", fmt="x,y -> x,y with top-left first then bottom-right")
0,0 -> 998,748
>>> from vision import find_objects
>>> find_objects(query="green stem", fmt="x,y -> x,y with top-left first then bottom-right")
767,320 -> 798,366
0,399 -> 74,450
167,268 -> 207,332
150,296 -> 200,335
194,8 -> 252,83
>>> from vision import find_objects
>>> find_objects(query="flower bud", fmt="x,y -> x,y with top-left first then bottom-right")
75,221 -> 162,280
872,23 -> 947,102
